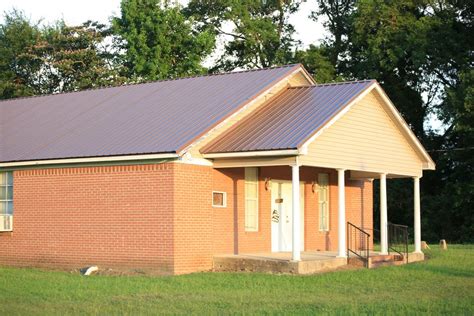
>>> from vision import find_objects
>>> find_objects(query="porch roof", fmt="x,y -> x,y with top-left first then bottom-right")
201,80 -> 375,154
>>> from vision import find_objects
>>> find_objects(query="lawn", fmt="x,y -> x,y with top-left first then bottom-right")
0,246 -> 473,315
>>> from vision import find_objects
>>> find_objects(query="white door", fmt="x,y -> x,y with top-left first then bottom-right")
271,181 -> 305,252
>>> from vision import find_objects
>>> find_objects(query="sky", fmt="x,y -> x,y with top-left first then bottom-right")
0,0 -> 327,48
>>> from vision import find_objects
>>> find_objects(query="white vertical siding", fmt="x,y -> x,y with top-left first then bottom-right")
301,90 -> 423,177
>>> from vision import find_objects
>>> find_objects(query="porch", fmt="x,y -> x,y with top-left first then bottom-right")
213,250 -> 425,274
203,80 -> 434,271
210,162 -> 424,263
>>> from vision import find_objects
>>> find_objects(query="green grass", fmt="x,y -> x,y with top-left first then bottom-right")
0,246 -> 473,315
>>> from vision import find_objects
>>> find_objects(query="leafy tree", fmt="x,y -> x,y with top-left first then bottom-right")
112,0 -> 215,81
0,11 -> 123,98
310,0 -> 355,71
186,0 -> 302,70
293,44 -> 338,83
0,10 -> 42,99
27,21 -> 125,94
313,0 -> 473,242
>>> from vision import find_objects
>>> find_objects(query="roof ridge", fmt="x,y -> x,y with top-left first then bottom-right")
289,79 -> 376,89
0,64 -> 302,104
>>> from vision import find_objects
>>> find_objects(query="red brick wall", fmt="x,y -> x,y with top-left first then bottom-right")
0,162 -> 372,274
0,164 -> 175,273
172,163 -> 213,274
210,166 -> 373,255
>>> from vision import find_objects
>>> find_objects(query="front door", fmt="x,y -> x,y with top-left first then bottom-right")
271,180 -> 305,252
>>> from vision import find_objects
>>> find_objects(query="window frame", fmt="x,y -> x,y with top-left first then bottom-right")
244,167 -> 259,232
318,173 -> 330,232
0,171 -> 13,232
0,171 -> 13,216
212,191 -> 227,208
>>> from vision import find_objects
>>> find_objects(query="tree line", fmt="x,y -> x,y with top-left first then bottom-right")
0,0 -> 472,242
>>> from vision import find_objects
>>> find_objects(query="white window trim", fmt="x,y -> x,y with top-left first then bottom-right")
0,171 -> 13,232
318,173 -> 330,232
212,191 -> 227,208
244,167 -> 259,232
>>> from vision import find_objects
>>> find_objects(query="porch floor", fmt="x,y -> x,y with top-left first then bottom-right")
213,250 -> 424,274
213,251 -> 360,274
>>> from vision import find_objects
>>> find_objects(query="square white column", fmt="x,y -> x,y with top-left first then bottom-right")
337,169 -> 347,258
291,164 -> 301,261
380,173 -> 388,255
414,176 -> 421,253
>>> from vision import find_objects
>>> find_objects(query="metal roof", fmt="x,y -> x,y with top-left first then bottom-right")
0,64 -> 300,163
201,80 -> 376,154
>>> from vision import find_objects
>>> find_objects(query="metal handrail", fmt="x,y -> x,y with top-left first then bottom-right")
347,222 -> 371,268
388,222 -> 409,263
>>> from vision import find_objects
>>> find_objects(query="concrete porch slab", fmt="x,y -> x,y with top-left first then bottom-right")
213,251 -> 347,274
213,251 -> 425,274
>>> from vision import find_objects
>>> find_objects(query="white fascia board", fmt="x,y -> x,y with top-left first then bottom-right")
202,149 -> 299,159
299,82 -> 377,153
0,153 -> 179,168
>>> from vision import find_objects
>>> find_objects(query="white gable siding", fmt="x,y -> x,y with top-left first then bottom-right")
300,90 -> 423,177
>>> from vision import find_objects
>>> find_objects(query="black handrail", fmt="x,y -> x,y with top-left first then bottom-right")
388,222 -> 409,263
347,222 -> 371,268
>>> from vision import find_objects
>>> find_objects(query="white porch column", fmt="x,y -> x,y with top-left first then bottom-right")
414,176 -> 421,253
337,169 -> 347,258
291,164 -> 301,261
380,173 -> 388,255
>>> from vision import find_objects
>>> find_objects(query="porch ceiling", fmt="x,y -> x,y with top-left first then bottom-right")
210,155 -> 418,178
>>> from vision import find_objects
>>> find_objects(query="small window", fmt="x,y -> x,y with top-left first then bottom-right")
212,191 -> 227,207
0,171 -> 13,231
245,167 -> 259,231
318,173 -> 329,231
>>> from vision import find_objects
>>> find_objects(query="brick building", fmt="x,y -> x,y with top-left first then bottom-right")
0,64 -> 434,274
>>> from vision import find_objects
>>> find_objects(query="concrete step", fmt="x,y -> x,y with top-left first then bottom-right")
370,259 -> 405,269
348,254 -> 407,269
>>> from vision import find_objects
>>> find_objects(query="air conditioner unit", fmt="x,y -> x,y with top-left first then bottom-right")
0,215 -> 13,232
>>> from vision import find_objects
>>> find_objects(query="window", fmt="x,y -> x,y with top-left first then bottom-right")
0,171 -> 13,231
318,173 -> 329,231
212,191 -> 227,207
244,167 -> 259,231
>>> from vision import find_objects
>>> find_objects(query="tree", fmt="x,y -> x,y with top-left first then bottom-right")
0,11 -> 123,99
186,0 -> 302,70
0,10 -> 42,99
314,0 -> 473,242
26,21 -> 125,94
293,44 -> 338,83
310,0 -> 355,71
112,0 -> 215,81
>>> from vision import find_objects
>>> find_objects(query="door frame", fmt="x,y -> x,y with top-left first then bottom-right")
271,180 -> 305,252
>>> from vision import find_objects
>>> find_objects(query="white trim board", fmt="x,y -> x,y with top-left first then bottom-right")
0,153 -> 179,168
203,149 -> 299,159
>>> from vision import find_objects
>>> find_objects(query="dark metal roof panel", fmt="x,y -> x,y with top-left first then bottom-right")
0,64 -> 300,162
201,80 -> 375,153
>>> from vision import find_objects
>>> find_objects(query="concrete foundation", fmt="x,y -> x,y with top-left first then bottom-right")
214,251 -> 425,274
